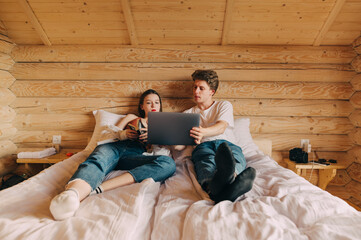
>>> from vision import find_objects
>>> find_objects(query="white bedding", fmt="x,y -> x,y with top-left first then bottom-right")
1,148 -> 361,240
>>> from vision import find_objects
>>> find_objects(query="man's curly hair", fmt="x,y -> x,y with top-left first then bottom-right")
191,70 -> 219,94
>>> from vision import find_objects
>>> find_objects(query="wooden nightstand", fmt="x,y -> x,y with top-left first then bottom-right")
16,149 -> 79,169
284,158 -> 347,190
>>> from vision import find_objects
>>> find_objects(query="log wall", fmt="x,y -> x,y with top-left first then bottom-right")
0,21 -> 17,176
5,43 -> 361,209
9,45 -> 357,165
328,36 -> 361,210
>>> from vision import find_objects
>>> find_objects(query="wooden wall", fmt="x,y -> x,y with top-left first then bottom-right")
327,36 -> 361,210
8,45 -> 356,162
3,43 -> 361,209
0,21 -> 17,176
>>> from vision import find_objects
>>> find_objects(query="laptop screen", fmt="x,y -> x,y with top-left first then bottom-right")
148,112 -> 200,145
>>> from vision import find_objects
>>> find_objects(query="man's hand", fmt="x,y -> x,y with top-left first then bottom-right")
190,126 -> 206,145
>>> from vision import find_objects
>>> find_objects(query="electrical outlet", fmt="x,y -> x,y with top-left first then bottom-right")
300,139 -> 309,149
53,135 -> 61,144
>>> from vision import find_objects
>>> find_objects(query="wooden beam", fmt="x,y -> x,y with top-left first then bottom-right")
221,0 -> 235,45
18,0 -> 51,46
352,55 -> 361,73
120,0 -> 138,45
0,20 -> 7,36
313,0 -> 346,46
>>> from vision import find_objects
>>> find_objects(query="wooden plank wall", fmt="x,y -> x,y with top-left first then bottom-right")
328,36 -> 361,210
9,45 -> 357,167
0,21 -> 17,176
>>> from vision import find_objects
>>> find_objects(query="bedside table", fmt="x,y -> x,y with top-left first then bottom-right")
16,149 -> 79,169
284,158 -> 347,190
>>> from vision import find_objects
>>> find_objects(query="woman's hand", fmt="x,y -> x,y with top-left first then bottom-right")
190,126 -> 206,145
138,128 -> 148,143
126,129 -> 139,140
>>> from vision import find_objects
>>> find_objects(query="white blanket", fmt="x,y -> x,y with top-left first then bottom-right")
1,150 -> 361,240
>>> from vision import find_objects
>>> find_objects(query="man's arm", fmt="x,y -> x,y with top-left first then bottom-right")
190,120 -> 228,145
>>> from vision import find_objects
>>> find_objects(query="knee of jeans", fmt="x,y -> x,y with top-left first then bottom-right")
158,156 -> 176,174
92,144 -> 118,158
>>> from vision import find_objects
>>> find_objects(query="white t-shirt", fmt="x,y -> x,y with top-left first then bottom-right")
183,100 -> 236,144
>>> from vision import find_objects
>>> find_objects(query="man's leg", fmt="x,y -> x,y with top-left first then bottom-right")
208,142 -> 236,196
212,140 -> 256,203
191,141 -> 218,193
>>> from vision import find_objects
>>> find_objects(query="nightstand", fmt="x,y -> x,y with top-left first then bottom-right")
284,158 -> 347,190
16,149 -> 79,169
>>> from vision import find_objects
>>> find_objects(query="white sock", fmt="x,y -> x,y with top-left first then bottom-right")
50,188 -> 80,221
89,185 -> 104,196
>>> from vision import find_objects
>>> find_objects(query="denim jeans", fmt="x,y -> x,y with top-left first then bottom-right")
69,140 -> 176,190
191,140 -> 246,187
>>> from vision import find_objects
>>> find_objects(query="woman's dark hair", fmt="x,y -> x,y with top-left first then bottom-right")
138,89 -> 163,118
191,70 -> 219,94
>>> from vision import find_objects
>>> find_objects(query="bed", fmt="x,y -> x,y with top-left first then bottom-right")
1,110 -> 361,240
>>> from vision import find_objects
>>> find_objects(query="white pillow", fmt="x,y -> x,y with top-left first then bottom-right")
85,110 -> 125,153
233,118 -> 260,158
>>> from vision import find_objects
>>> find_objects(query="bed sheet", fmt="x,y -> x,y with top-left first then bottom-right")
152,152 -> 361,240
0,150 -> 361,240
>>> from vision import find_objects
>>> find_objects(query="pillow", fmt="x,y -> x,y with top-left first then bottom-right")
233,118 -> 260,158
85,110 -> 125,153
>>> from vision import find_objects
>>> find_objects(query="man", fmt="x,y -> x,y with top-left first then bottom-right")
184,70 -> 256,203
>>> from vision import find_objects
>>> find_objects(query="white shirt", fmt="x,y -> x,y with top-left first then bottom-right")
184,100 -> 236,144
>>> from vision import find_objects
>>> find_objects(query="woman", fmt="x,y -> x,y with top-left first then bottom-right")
50,89 -> 176,220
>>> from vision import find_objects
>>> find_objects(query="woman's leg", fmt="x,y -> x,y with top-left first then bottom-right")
93,153 -> 176,194
96,172 -> 135,193
124,155 -> 176,183
50,141 -> 131,220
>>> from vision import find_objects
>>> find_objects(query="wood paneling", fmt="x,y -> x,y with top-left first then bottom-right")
350,74 -> 361,90
11,98 -> 353,117
352,55 -> 361,73
0,35 -> 16,166
9,63 -> 355,83
252,133 -> 351,151
12,113 -> 352,135
0,105 -> 16,122
1,1 -> 361,46
0,140 -> 17,157
9,80 -> 354,100
323,1 -> 361,45
0,52 -> 14,70
7,45 -> 354,168
0,70 -> 15,88
349,110 -> 361,127
347,162 -> 361,183
11,45 -> 356,64
0,88 -> 16,105
348,145 -> 361,164
329,169 -> 352,186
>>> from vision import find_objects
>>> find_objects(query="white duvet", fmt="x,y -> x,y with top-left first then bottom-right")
1,149 -> 361,240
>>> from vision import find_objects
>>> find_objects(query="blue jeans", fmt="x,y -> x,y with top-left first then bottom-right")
191,140 -> 246,187
70,140 -> 176,190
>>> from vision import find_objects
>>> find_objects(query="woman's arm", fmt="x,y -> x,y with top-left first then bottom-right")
115,114 -> 139,140
116,114 -> 138,129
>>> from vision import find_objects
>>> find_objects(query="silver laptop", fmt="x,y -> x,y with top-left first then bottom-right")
148,112 -> 200,145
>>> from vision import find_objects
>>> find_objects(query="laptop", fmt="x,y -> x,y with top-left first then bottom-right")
147,112 -> 200,145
